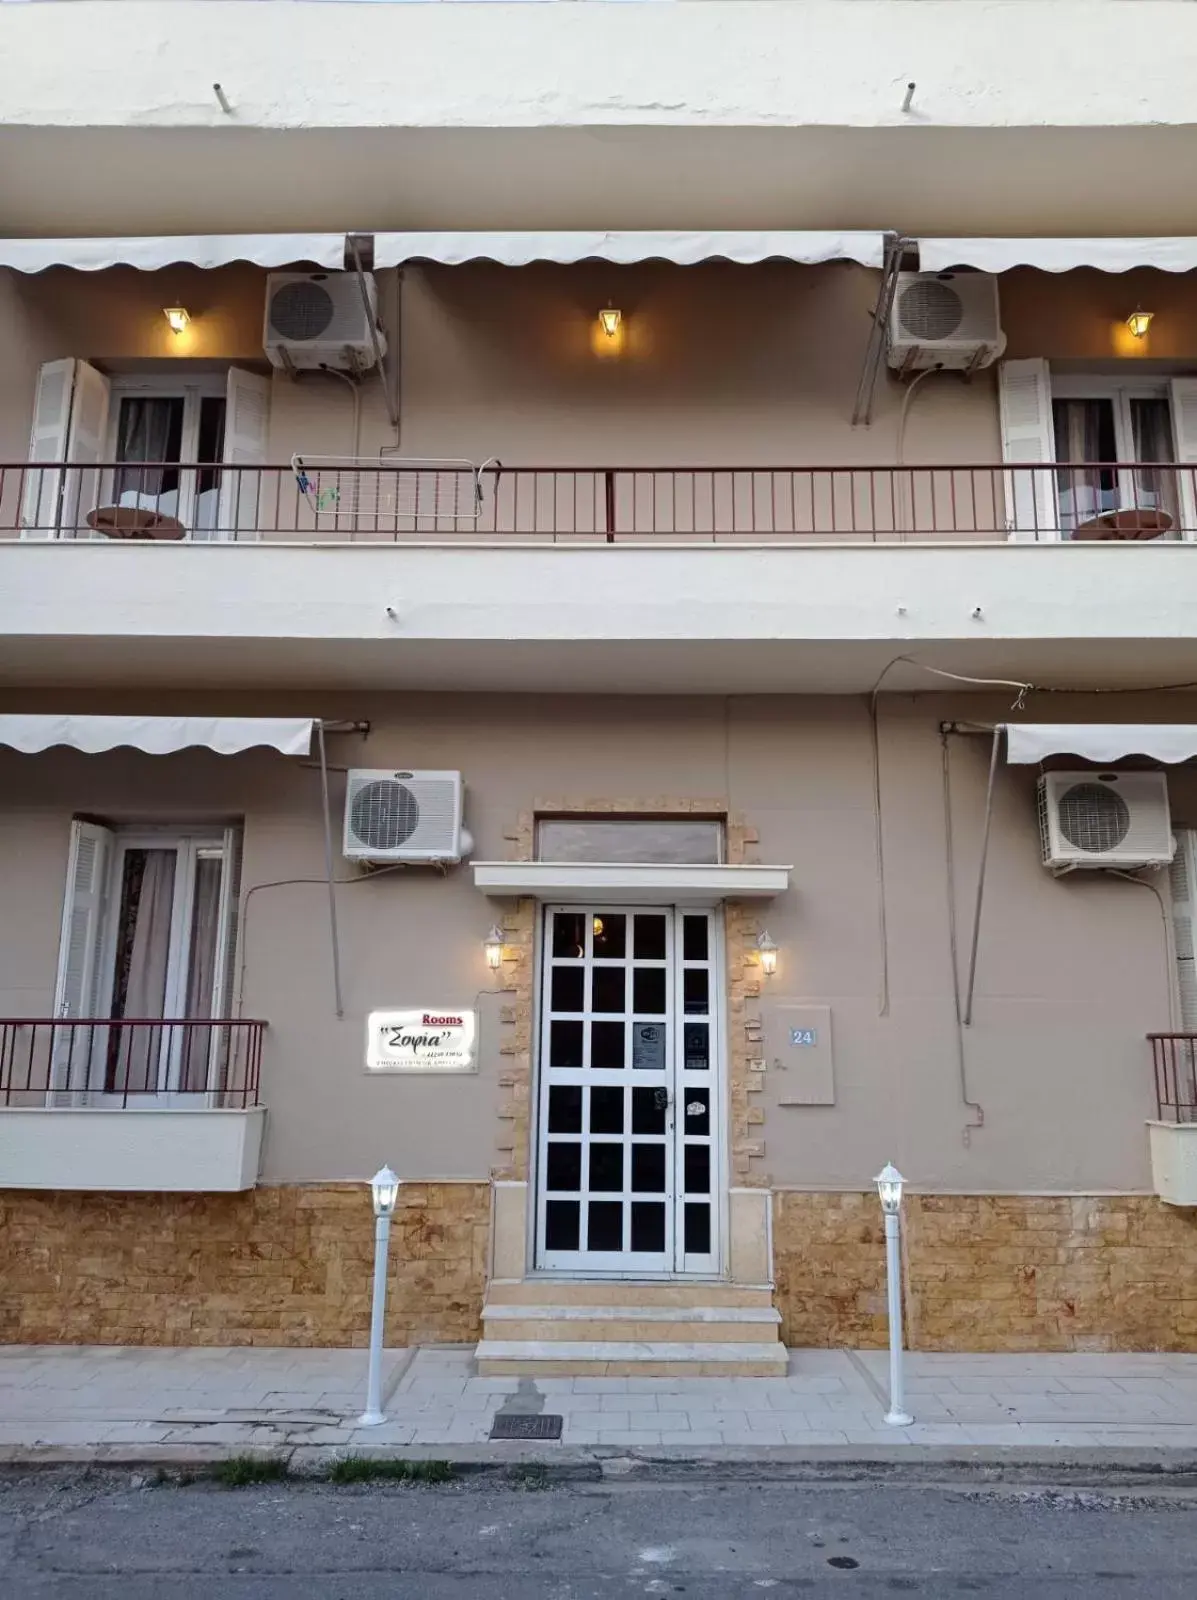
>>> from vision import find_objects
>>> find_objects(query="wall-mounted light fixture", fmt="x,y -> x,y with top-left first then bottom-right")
1126,307 -> 1154,340
163,306 -> 191,335
484,925 -> 505,972
756,930 -> 779,978
598,304 -> 622,339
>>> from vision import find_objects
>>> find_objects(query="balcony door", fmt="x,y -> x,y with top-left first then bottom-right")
534,906 -> 723,1276
51,821 -> 240,1102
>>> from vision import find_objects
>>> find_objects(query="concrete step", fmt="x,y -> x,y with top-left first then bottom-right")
475,1340 -> 790,1378
481,1303 -> 782,1343
484,1279 -> 775,1310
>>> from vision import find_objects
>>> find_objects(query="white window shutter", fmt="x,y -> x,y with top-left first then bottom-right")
214,367 -> 272,541
1168,378 -> 1197,540
50,820 -> 114,1095
998,357 -> 1058,541
60,361 -> 111,539
1169,831 -> 1197,1031
21,358 -> 76,538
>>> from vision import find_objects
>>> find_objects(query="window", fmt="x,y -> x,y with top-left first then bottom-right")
1051,378 -> 1179,539
536,818 -> 725,864
53,821 -> 242,1098
108,378 -> 228,533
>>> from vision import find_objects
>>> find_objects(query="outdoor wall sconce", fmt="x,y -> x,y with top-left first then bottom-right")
756,930 -> 779,977
598,304 -> 623,339
484,925 -> 505,971
162,307 -> 191,335
1126,307 -> 1154,339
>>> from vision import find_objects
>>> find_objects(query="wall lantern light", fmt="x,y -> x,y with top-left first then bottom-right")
484,925 -> 505,972
163,306 -> 191,335
756,930 -> 779,978
598,304 -> 623,339
1126,307 -> 1154,340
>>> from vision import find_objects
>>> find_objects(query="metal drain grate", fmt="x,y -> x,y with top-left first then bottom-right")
489,1413 -> 563,1441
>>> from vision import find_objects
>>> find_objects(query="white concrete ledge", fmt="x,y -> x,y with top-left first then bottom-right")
0,1107 -> 266,1192
473,861 -> 790,902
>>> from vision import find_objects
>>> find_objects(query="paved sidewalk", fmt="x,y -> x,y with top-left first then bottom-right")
3,1344 -> 1197,1459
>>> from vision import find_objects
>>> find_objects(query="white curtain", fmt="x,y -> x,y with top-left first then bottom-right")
181,856 -> 223,1092
109,849 -> 175,1094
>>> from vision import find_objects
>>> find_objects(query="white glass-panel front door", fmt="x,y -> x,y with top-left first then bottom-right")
535,906 -> 722,1276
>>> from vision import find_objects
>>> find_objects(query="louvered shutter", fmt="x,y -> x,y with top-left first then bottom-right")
50,820 -> 114,1094
1170,830 -> 1197,1030
998,357 -> 1058,540
214,367 -> 271,540
22,359 -> 76,537
1168,378 -> 1197,540
61,361 -> 111,538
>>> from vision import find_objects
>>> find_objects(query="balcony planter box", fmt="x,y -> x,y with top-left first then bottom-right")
1147,1120 -> 1197,1206
0,1107 -> 265,1192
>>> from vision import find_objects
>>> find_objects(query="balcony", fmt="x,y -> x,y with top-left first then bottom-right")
1147,1033 -> 1197,1207
0,1018 -> 266,1192
3,459 -> 1194,544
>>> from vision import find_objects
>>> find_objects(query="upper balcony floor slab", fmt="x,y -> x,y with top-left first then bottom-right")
4,3 -> 1197,235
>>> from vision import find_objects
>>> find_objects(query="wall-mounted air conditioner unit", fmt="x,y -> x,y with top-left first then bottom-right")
343,769 -> 467,864
263,271 -> 386,372
1037,770 -> 1173,874
886,272 -> 1005,372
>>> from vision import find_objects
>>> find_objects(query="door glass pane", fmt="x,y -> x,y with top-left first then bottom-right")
588,1202 -> 622,1251
107,847 -> 177,1094
589,1144 -> 623,1192
682,915 -> 709,962
547,1142 -> 582,1191
548,1084 -> 582,1133
633,967 -> 666,1015
684,1143 -> 711,1195
114,395 -> 186,500
550,1019 -> 583,1068
632,1086 -> 666,1134
591,1020 -> 625,1070
634,914 -> 667,959
180,852 -> 224,1092
538,820 -> 724,864
590,1086 -> 624,1134
684,1087 -> 710,1136
631,1202 -> 665,1252
683,969 -> 709,1015
591,967 -> 625,1013
1053,398 -> 1117,537
632,1143 -> 666,1193
551,965 -> 585,1013
684,1023 -> 710,1072
545,1200 -> 579,1251
685,1202 -> 712,1255
553,913 -> 586,959
591,913 -> 626,959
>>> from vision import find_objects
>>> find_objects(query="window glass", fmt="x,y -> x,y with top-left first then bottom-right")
537,819 -> 723,864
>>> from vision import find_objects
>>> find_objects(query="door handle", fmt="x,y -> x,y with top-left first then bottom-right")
652,1086 -> 670,1113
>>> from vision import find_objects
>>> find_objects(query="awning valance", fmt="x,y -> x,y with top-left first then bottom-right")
372,231 -> 886,269
473,860 -> 791,903
918,237 -> 1197,276
0,235 -> 347,274
1004,724 -> 1197,766
0,716 -> 314,757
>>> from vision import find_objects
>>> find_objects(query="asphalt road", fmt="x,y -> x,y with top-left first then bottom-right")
3,1469 -> 1197,1598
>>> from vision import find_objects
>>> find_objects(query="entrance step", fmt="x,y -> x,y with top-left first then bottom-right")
476,1340 -> 788,1378
477,1281 -> 786,1375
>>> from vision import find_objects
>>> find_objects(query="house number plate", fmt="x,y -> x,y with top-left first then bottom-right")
790,1027 -> 819,1047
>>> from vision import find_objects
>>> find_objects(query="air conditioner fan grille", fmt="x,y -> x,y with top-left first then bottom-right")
897,278 -> 964,341
351,780 -> 421,852
269,280 -> 335,342
1056,783 -> 1131,853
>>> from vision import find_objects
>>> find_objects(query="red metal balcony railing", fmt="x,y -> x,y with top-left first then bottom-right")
0,1018 -> 265,1109
1149,1033 -> 1197,1123
0,460 -> 1193,543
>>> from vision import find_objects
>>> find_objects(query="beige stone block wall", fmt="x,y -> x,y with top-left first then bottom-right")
775,1190 -> 1197,1353
0,1182 -> 489,1348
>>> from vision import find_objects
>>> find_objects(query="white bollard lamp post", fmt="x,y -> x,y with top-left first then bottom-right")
358,1164 -> 400,1427
875,1162 -> 914,1427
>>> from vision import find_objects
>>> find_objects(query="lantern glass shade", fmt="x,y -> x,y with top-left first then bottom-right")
163,306 -> 191,334
371,1165 -> 400,1217
875,1162 -> 904,1215
484,925 -> 505,971
598,306 -> 622,338
1127,308 -> 1154,339
756,930 -> 778,977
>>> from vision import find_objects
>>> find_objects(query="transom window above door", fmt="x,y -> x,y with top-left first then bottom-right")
536,818 -> 725,865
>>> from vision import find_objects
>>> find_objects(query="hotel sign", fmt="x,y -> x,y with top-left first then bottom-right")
366,1009 -> 477,1073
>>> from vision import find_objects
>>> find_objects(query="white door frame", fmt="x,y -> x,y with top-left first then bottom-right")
531,903 -> 727,1279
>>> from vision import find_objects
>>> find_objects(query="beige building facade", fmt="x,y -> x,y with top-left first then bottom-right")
6,0 -> 1197,1371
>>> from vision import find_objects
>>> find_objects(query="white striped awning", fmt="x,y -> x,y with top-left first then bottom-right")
918,237 -> 1197,275
1004,724 -> 1197,765
0,235 -> 347,274
372,231 -> 887,269
0,716 -> 315,757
